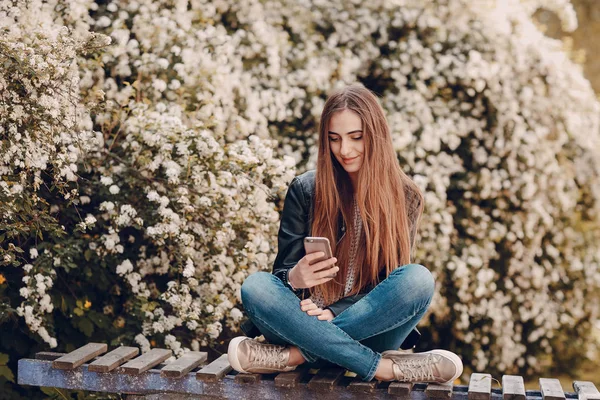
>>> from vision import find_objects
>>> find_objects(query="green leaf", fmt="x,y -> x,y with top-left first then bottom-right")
84,249 -> 93,261
0,365 -> 15,383
78,319 -> 94,337
73,307 -> 84,316
90,313 -> 109,329
0,353 -> 8,364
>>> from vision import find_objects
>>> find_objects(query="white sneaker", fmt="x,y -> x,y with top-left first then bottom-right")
227,336 -> 297,374
381,349 -> 463,384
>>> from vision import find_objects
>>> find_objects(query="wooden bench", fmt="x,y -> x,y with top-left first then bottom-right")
18,342 -> 600,399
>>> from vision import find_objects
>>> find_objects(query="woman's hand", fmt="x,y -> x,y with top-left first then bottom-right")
300,299 -> 335,321
288,252 -> 339,289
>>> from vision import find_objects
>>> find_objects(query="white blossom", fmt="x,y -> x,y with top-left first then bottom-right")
116,259 -> 134,275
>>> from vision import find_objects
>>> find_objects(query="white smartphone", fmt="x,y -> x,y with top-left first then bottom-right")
303,237 -> 337,277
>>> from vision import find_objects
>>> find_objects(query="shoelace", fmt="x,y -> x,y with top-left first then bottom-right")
250,342 -> 286,368
393,353 -> 439,382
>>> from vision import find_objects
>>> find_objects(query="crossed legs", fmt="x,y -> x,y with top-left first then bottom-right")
240,264 -> 435,381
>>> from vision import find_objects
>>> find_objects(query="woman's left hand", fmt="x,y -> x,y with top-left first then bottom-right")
300,299 -> 334,321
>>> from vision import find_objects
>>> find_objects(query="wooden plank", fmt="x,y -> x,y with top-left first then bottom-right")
348,379 -> 378,393
573,381 -> 600,400
274,368 -> 308,388
388,381 -> 413,396
502,375 -> 526,400
120,348 -> 172,375
35,352 -> 65,361
307,367 -> 345,391
469,373 -> 492,400
234,372 -> 262,384
539,378 -> 566,400
196,354 -> 232,382
52,343 -> 107,370
88,346 -> 139,373
160,351 -> 207,378
426,382 -> 453,398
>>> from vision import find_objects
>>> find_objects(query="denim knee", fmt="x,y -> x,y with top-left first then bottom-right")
393,263 -> 435,302
241,271 -> 276,311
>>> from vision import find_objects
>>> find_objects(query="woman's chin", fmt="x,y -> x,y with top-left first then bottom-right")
343,165 -> 361,175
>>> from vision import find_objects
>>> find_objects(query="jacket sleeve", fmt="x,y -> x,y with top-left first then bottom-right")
272,177 -> 309,293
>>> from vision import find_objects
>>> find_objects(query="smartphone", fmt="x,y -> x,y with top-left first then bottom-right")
303,237 -> 337,277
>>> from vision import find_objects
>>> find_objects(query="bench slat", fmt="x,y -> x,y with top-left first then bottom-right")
196,354 -> 232,382
573,381 -> 600,400
36,352 -> 66,361
503,375 -> 526,400
88,346 -> 139,373
539,378 -> 566,400
307,367 -> 345,391
388,382 -> 413,396
469,373 -> 492,400
426,382 -> 453,398
274,369 -> 308,388
348,380 -> 378,393
160,351 -> 207,378
120,348 -> 172,375
52,343 -> 108,370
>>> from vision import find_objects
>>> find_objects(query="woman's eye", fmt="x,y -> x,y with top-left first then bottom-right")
352,136 -> 363,141
328,137 -> 339,142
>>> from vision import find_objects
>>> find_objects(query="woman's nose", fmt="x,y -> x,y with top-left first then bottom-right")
340,139 -> 352,156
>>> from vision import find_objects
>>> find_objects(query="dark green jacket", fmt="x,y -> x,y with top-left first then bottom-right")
241,169 -> 420,349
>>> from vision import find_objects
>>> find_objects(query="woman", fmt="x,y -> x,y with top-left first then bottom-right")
227,84 -> 463,383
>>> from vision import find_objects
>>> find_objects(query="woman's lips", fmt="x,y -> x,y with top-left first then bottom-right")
342,156 -> 358,164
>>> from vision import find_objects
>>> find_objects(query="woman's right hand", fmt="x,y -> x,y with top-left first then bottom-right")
288,252 -> 339,289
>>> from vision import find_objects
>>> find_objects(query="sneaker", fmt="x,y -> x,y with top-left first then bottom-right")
381,349 -> 463,384
227,336 -> 297,374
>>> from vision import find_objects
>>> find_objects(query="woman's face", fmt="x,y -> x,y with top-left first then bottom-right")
328,109 -> 365,178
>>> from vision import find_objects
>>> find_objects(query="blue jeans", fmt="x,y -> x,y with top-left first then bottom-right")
240,263 -> 434,381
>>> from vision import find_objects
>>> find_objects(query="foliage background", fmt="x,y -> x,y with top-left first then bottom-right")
1,0 -> 600,398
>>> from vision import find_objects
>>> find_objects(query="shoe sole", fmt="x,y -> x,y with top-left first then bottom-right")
423,349 -> 463,384
228,336 -> 250,373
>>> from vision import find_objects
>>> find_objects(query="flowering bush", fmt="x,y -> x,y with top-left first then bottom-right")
0,0 -> 295,393
1,0 -> 599,395
0,2 -> 109,349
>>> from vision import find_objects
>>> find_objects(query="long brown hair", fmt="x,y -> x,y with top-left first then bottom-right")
309,83 -> 424,306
